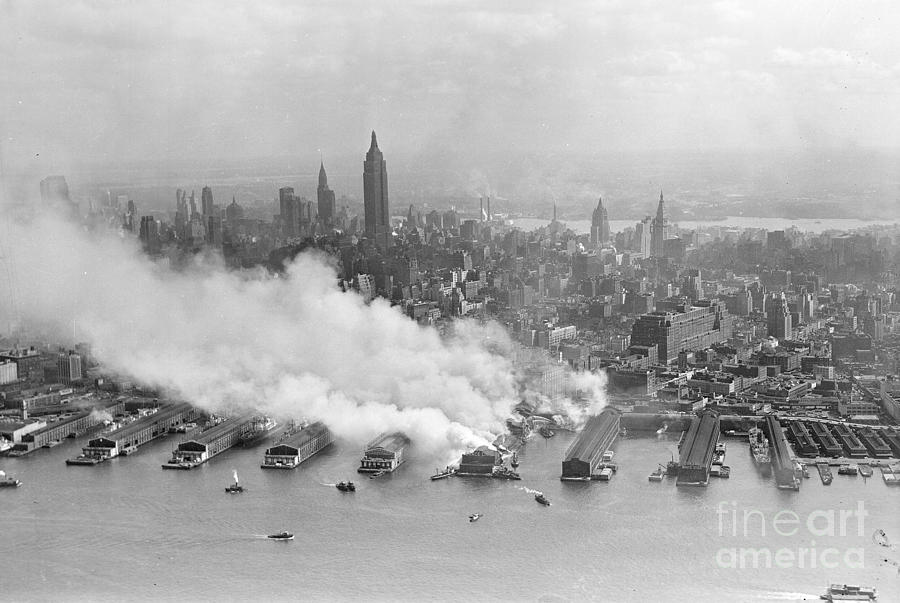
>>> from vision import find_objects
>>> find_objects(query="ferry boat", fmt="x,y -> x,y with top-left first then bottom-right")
0,470 -> 21,488
336,481 -> 356,492
267,531 -> 294,541
858,464 -> 873,478
225,471 -> 244,493
510,452 -> 519,468
819,583 -> 876,601
817,462 -> 833,485
748,427 -> 772,476
468,513 -> 482,522
648,465 -> 665,482
838,464 -> 858,476
534,492 -> 550,506
239,416 -> 278,447
430,466 -> 455,480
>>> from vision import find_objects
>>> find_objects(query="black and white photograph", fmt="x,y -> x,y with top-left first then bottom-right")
1,2 -> 899,601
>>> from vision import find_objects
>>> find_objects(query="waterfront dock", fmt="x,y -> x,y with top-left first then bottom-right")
162,412 -> 255,469
12,398 -> 126,455
357,431 -> 410,473
560,408 -> 620,481
766,415 -> 799,490
261,422 -> 333,469
675,409 -> 719,487
69,402 -> 200,464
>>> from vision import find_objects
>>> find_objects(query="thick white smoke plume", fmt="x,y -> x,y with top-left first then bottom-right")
2,210 -> 607,461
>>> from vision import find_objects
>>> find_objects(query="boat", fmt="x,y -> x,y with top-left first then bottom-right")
539,426 -> 555,438
748,426 -> 772,476
802,465 -> 810,479
602,450 -> 614,463
225,470 -> 244,493
510,452 -> 519,468
430,466 -> 455,480
369,470 -> 385,479
492,466 -> 521,480
66,455 -> 101,466
858,464 -> 873,478
267,531 -> 294,541
0,438 -> 12,453
43,440 -> 62,449
468,513 -> 482,522
648,465 -> 665,482
725,429 -> 749,437
712,450 -> 725,466
239,416 -> 278,447
0,470 -> 21,488
838,464 -> 858,476
336,481 -> 356,492
534,492 -> 550,506
817,462 -> 833,485
598,467 -> 613,481
819,583 -> 877,601
710,465 -> 731,478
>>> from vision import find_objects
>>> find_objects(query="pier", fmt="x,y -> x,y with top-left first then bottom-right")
70,403 -> 200,464
162,412 -> 255,469
560,408 -> 620,481
261,422 -> 333,469
357,432 -> 410,473
675,409 -> 719,487
14,399 -> 126,454
765,415 -> 798,490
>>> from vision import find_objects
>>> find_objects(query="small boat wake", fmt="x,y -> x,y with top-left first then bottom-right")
752,592 -> 818,601
320,482 -> 337,487
516,486 -> 542,495
873,528 -> 897,550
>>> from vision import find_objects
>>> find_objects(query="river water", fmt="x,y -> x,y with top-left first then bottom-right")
2,430 -> 898,602
511,217 -> 900,236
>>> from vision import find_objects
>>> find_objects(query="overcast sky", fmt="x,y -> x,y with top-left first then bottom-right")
2,0 -> 900,176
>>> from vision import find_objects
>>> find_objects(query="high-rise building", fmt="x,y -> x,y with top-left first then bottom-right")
590,197 -> 610,247
279,187 -> 298,238
363,131 -> 391,251
634,216 -> 653,257
317,161 -> 336,226
175,189 -> 189,240
57,351 -> 83,385
651,191 -> 668,259
629,300 -> 732,364
139,216 -> 160,254
201,186 -> 214,217
225,196 -> 244,222
766,293 -> 793,340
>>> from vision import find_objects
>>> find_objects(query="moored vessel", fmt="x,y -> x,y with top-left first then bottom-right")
648,465 -> 665,482
510,452 -> 519,468
748,426 -> 772,476
239,416 -> 278,447
817,462 -> 833,485
838,464 -> 858,476
858,464 -> 873,478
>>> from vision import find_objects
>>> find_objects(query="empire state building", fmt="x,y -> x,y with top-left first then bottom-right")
363,131 -> 391,251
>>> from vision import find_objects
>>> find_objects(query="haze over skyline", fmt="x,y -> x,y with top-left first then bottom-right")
3,0 -> 900,182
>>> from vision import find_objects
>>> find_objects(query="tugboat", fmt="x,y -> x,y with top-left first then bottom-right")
267,531 -> 294,541
819,584 -> 877,601
468,513 -> 482,522
492,466 -> 521,480
225,470 -> 244,493
648,465 -> 665,482
336,481 -> 356,492
539,425 -> 555,438
0,470 -> 21,488
511,452 -> 519,468
534,492 -> 551,506
430,466 -> 456,480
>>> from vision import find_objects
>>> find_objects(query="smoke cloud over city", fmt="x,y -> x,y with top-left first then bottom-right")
0,210 -> 605,461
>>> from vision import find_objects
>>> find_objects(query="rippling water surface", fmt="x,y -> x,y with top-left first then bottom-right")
2,431 -> 898,602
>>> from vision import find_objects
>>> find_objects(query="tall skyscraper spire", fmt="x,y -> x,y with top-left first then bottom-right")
651,189 -> 667,259
591,196 -> 609,247
317,158 -> 335,226
363,131 -> 390,251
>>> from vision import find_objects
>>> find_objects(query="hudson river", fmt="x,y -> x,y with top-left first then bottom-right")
2,431 -> 898,602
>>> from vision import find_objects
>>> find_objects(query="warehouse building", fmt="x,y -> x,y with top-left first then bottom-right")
676,409 -> 719,487
357,432 -> 410,473
261,422 -> 333,469
560,408 -> 620,481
